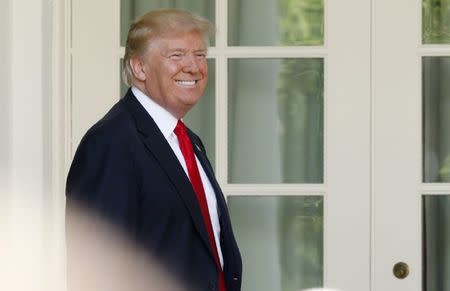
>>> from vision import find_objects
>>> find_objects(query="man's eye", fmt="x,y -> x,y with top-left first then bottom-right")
196,53 -> 206,59
170,53 -> 183,59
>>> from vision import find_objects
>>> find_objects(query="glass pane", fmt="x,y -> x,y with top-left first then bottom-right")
423,57 -> 450,183
120,0 -> 215,47
228,0 -> 324,46
184,59 -> 216,168
228,196 -> 323,291
119,59 -> 216,168
422,0 -> 450,44
423,195 -> 450,291
228,58 -> 324,183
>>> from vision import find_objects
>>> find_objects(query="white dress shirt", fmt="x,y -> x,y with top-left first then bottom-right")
132,86 -> 224,267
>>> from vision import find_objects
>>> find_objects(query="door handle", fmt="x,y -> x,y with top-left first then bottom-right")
393,262 -> 409,279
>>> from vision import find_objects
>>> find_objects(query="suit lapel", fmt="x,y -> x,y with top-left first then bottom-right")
121,90 -> 214,258
188,131 -> 230,223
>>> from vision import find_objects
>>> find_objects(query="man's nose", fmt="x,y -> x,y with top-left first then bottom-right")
182,55 -> 200,73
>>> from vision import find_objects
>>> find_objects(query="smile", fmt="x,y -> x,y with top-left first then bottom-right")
175,80 -> 197,86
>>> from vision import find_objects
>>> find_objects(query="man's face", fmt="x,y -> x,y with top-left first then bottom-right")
140,31 -> 208,118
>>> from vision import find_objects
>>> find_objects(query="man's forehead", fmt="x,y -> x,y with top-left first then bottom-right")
150,31 -> 207,50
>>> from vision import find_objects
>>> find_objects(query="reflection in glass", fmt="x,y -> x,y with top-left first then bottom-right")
228,0 -> 324,46
423,57 -> 450,183
120,0 -> 215,46
228,196 -> 323,291
423,195 -> 450,291
228,58 -> 324,183
119,59 -> 216,168
422,0 -> 450,44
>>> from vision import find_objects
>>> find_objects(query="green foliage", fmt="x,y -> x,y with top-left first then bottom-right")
279,0 -> 324,45
278,197 -> 324,290
439,155 -> 450,181
277,58 -> 324,183
276,2 -> 325,289
422,0 -> 450,43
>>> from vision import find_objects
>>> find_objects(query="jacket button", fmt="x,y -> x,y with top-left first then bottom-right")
208,281 -> 216,291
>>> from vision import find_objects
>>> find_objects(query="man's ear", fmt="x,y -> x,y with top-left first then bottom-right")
129,57 -> 147,82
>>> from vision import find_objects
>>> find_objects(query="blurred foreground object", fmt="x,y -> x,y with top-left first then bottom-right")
66,203 -> 186,291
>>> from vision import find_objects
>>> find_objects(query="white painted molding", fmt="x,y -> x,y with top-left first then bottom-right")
0,0 -> 12,199
0,1 -> 12,288
9,1 -> 46,290
1,1 -> 69,290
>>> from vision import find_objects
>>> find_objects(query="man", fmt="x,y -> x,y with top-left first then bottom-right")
66,9 -> 242,291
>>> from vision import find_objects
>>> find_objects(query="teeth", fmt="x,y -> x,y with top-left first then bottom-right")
176,80 -> 196,86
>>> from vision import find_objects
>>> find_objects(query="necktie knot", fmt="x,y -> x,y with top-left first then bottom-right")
174,119 -> 187,138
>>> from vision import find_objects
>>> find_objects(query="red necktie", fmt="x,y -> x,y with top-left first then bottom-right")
174,120 -> 226,291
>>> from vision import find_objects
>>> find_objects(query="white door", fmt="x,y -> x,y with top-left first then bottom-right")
373,1 -> 450,291
67,0 -> 450,290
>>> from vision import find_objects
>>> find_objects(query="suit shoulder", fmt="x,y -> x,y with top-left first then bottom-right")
81,100 -> 137,145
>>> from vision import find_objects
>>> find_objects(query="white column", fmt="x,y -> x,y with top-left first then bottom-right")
0,0 -> 12,197
0,0 -> 13,287
7,0 -> 49,290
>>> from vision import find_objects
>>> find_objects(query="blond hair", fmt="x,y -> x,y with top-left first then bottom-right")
122,8 -> 214,87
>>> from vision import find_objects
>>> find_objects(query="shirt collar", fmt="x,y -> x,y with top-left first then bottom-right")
131,86 -> 178,139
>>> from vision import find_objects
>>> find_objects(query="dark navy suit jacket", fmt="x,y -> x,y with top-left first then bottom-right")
66,89 -> 242,291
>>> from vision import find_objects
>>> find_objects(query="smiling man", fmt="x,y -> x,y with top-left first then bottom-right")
66,9 -> 242,291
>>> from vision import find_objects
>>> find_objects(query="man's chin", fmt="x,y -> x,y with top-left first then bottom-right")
180,95 -> 204,106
